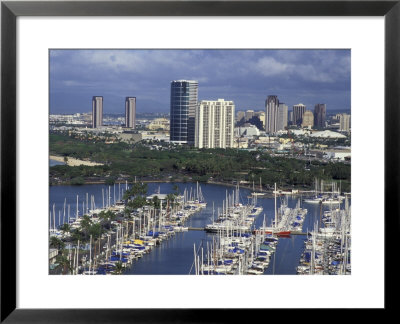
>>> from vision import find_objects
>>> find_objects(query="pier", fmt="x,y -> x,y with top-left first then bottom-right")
188,227 -> 307,235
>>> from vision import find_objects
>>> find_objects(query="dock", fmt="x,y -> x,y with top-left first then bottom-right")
188,227 -> 205,231
188,227 -> 307,235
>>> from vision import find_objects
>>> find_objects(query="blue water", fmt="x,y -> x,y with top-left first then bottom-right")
50,159 -> 65,166
49,182 -> 341,275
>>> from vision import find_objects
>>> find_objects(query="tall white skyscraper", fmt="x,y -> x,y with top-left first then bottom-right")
195,99 -> 235,149
265,95 -> 279,134
125,97 -> 136,129
339,113 -> 351,131
277,103 -> 288,131
92,96 -> 103,128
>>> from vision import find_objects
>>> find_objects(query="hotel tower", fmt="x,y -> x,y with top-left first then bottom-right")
92,96 -> 103,128
170,80 -> 198,144
125,97 -> 136,129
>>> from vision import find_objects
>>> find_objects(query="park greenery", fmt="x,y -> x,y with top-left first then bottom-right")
49,132 -> 351,192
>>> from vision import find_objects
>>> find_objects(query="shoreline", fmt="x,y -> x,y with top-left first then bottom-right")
49,179 -> 316,195
50,155 -> 104,167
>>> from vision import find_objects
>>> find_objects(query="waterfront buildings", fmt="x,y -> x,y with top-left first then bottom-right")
49,113 -> 91,126
170,80 -> 198,144
277,103 -> 288,131
195,99 -> 235,149
125,97 -> 136,129
265,95 -> 279,134
314,104 -> 326,129
293,103 -> 306,126
301,110 -> 314,128
92,96 -> 103,128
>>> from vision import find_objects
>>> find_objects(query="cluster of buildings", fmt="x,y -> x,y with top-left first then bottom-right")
49,112 -> 92,125
169,80 -> 235,149
237,97 -> 351,133
53,80 -> 350,158
266,99 -> 327,131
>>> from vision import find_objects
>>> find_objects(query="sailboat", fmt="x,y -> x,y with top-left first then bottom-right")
248,177 -> 265,198
253,183 -> 291,236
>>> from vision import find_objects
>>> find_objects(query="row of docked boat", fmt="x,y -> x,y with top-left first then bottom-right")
205,185 -> 263,234
297,197 -> 351,275
51,183 -> 208,275
194,185 -> 284,275
253,184 -> 307,237
193,228 -> 279,275
88,189 -> 207,275
303,179 -> 345,205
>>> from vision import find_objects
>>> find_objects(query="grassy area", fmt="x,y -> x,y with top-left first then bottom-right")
49,132 -> 351,192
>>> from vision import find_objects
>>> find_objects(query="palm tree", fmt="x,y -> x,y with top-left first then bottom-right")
56,254 -> 72,275
50,236 -> 65,250
59,223 -> 71,236
124,207 -> 132,218
112,261 -> 124,275
152,196 -> 160,209
80,215 -> 93,240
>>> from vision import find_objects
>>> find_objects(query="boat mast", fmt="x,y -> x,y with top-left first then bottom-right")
53,204 -> 56,232
76,195 -> 79,220
274,183 -> 277,229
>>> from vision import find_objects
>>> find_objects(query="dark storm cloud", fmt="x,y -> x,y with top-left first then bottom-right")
50,49 -> 350,114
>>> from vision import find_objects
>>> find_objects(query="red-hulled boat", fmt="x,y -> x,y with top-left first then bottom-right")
252,229 -> 291,236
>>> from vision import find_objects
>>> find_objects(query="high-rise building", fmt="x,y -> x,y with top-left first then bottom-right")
314,103 -> 327,129
236,111 -> 245,123
125,97 -> 136,129
289,111 -> 294,125
293,103 -> 306,126
265,95 -> 279,134
170,80 -> 198,144
245,110 -> 255,121
339,113 -> 351,131
254,111 -> 266,128
277,103 -> 288,131
301,110 -> 314,128
92,96 -> 103,128
195,99 -> 235,149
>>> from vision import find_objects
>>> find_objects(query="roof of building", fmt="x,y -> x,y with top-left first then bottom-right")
310,130 -> 346,138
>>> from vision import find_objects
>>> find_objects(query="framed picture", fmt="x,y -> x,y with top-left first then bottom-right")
1,0 -> 397,321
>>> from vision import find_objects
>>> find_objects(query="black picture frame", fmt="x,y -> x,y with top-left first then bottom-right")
1,0 -> 397,322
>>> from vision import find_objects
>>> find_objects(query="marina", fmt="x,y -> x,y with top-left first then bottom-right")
49,181 -> 350,275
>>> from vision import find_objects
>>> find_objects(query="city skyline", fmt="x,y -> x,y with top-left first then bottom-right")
50,49 -> 351,115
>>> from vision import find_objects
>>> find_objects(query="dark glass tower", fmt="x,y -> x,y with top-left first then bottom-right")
314,103 -> 327,129
293,103 -> 306,126
170,80 -> 198,144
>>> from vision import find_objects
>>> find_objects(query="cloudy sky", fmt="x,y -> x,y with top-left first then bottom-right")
49,49 -> 350,115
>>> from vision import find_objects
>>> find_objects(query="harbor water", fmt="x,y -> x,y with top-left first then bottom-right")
50,159 -> 65,166
49,182 -> 343,275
